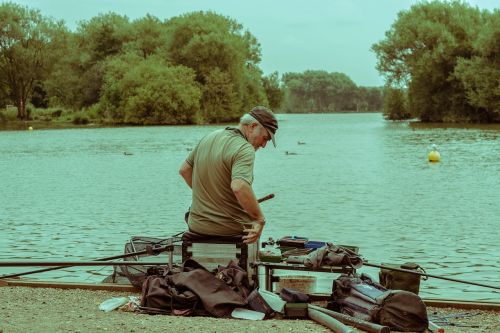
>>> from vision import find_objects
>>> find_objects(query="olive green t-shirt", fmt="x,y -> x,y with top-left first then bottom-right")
186,127 -> 255,235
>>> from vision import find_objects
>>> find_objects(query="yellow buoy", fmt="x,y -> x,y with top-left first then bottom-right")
28,126 -> 33,131
428,150 -> 440,162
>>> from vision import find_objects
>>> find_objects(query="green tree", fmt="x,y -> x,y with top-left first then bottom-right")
201,67 -> 241,123
372,1 -> 486,122
282,70 -> 358,113
357,86 -> 384,111
100,55 -> 201,124
454,10 -> 500,121
70,13 -> 131,108
126,14 -> 166,59
77,13 -> 131,63
0,80 -> 9,107
240,64 -> 268,113
43,32 -> 80,108
328,72 -> 358,111
165,11 -> 265,121
30,83 -> 48,108
262,71 -> 284,111
0,3 -> 64,119
383,87 -> 410,120
281,73 -> 308,113
46,13 -> 165,110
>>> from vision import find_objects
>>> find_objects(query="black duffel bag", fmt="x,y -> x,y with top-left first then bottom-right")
140,273 -> 201,316
328,273 -> 429,332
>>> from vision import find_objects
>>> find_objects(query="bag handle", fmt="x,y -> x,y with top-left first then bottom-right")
401,262 -> 428,281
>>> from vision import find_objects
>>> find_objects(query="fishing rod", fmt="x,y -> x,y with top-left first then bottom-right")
0,261 -> 175,267
363,261 -> 500,291
1,194 -> 275,280
258,193 -> 275,203
0,240 -> 177,279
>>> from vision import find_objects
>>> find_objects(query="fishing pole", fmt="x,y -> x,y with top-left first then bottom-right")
0,240 -> 177,279
258,193 -> 275,203
0,261 -> 175,267
1,194 -> 275,280
363,262 -> 500,291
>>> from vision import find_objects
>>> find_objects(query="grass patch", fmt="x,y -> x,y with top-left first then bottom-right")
0,105 -> 104,130
72,111 -> 90,125
0,106 -> 19,122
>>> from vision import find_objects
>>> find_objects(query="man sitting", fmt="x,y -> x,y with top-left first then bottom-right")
179,106 -> 278,244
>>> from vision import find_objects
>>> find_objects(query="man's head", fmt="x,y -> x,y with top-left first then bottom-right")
240,106 -> 279,150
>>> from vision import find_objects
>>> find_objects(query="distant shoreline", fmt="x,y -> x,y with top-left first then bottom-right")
0,120 -> 105,132
2,112 -> 500,132
409,121 -> 500,130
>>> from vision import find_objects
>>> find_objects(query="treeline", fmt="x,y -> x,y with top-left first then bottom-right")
373,1 -> 499,123
280,71 -> 383,113
3,2 -> 497,125
0,4 -> 283,124
0,3 -> 384,126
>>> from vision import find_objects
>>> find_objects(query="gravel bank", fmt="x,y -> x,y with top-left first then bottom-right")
0,287 -> 498,333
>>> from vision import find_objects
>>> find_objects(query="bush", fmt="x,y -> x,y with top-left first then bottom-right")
100,57 -> 201,124
1,106 -> 18,121
83,104 -> 100,121
22,106 -> 71,122
72,112 -> 90,125
51,109 -> 63,117
383,87 -> 411,120
26,106 -> 33,120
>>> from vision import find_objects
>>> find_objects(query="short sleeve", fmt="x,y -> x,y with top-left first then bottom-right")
186,143 -> 199,167
231,145 -> 255,184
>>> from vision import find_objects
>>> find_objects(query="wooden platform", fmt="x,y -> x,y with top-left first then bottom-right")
1,279 -> 138,292
423,298 -> 500,311
2,279 -> 498,311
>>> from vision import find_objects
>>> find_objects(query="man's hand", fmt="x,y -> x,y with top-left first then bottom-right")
243,221 -> 264,244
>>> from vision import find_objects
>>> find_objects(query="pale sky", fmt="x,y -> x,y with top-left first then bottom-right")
11,0 -> 498,87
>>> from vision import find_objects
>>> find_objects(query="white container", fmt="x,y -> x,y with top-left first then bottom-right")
99,297 -> 129,312
231,308 -> 265,320
258,289 -> 286,313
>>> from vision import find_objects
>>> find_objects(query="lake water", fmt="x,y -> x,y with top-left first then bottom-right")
1,113 -> 498,301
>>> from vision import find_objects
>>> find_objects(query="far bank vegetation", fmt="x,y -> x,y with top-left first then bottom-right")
373,1 -> 499,123
0,1 -> 498,127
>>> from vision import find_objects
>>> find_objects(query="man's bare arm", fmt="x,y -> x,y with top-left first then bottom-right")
231,179 -> 264,221
231,178 -> 265,243
179,161 -> 193,189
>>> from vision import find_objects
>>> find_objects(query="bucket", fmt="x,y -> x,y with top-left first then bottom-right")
276,275 -> 317,294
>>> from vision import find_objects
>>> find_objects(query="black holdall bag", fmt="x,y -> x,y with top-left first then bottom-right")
140,274 -> 201,316
328,273 -> 429,332
279,287 -> 310,303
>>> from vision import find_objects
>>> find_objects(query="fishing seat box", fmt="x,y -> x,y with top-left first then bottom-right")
181,231 -> 258,284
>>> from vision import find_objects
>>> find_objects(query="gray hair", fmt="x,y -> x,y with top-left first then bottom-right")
239,113 -> 259,126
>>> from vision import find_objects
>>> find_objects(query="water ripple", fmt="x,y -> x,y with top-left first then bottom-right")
1,114 -> 499,301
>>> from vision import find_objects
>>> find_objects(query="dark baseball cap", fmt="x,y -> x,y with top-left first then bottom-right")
249,106 -> 278,147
